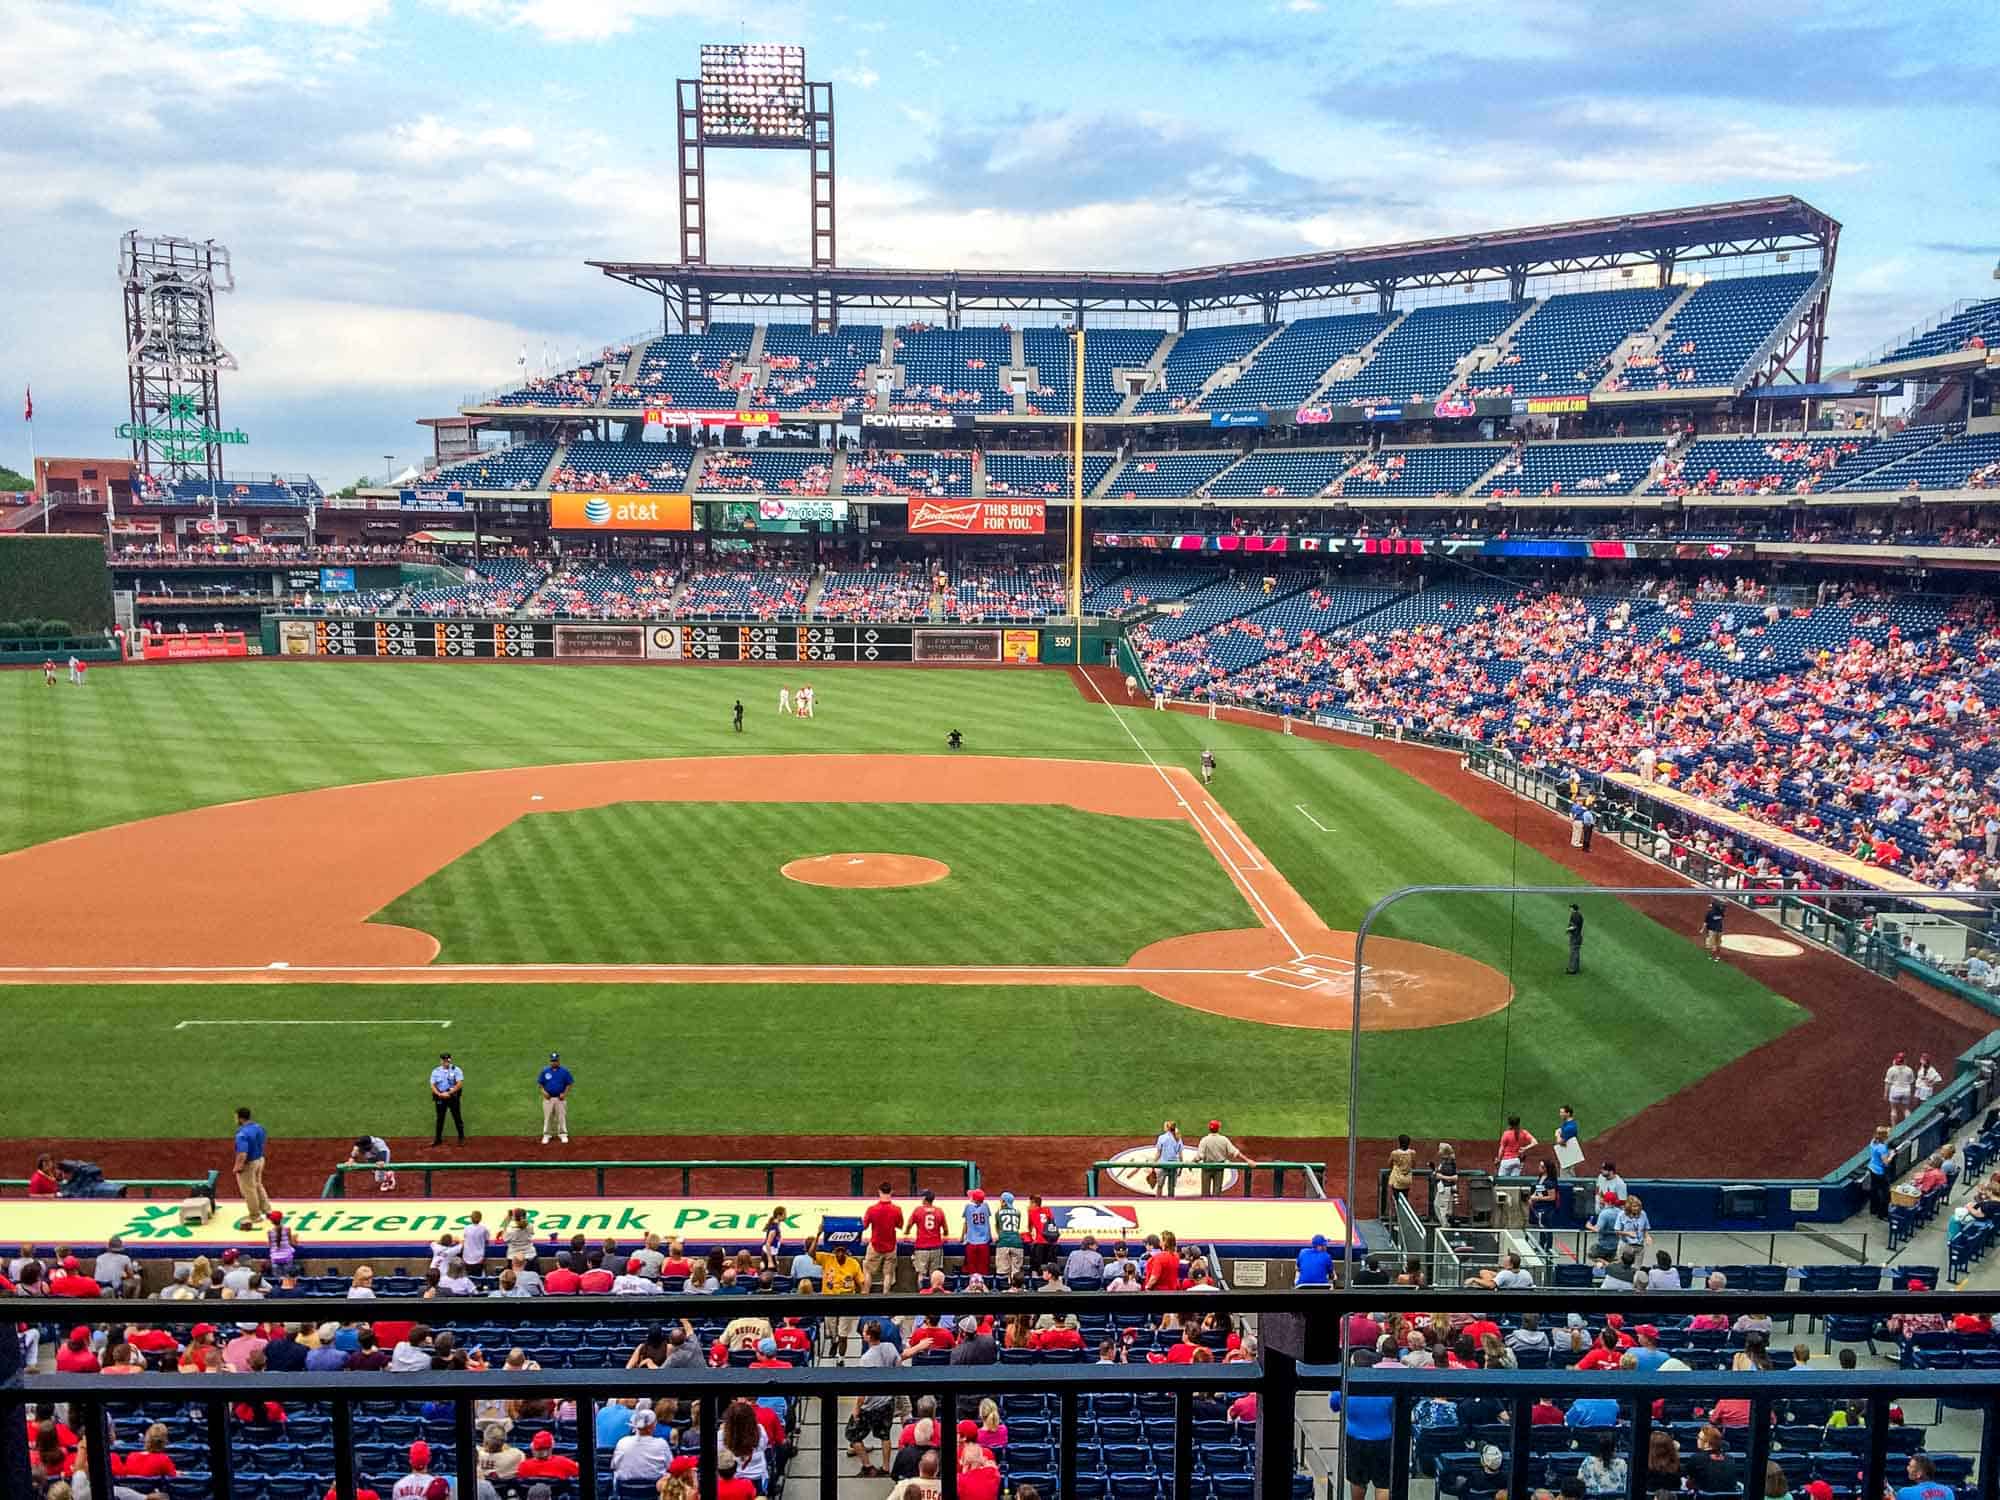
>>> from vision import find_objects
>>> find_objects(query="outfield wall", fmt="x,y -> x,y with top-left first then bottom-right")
269,615 -> 1112,664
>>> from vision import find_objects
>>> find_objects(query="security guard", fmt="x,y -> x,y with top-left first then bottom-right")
1565,904 -> 1585,975
430,1052 -> 466,1145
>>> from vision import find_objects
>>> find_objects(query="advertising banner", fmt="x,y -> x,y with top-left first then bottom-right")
644,409 -> 773,428
400,489 -> 469,509
1522,395 -> 1589,415
1294,407 -> 1333,425
907,499 -> 1045,535
1362,404 -> 1404,423
1207,410 -> 1269,429
548,493 -> 693,532
1002,628 -> 1041,663
554,624 -> 645,659
0,1192 -> 1345,1258
318,567 -> 357,593
140,632 -> 249,661
913,628 -> 1002,663
193,519 -> 229,535
861,413 -> 971,431
1431,395 -> 1478,419
643,625 -> 684,660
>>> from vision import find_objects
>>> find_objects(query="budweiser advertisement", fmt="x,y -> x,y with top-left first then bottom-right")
907,499 -> 1046,535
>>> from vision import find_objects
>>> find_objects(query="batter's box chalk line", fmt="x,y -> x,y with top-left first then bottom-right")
1249,952 -> 1367,992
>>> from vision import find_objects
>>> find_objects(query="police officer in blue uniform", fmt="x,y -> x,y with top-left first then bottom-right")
430,1052 -> 466,1146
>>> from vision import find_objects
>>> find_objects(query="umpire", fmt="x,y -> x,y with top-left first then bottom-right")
1565,904 -> 1584,975
430,1052 -> 466,1145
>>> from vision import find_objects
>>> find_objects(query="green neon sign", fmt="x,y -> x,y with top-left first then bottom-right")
116,396 -> 250,451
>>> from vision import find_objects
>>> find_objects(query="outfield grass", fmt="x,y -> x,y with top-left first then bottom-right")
0,662 -> 1806,1142
377,802 -> 1251,965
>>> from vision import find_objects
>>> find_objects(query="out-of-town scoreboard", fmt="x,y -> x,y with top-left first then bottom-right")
280,619 -> 1045,664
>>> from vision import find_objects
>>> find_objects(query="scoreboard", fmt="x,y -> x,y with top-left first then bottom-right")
300,620 -> 556,658
682,624 -> 915,662
282,619 -> 1040,664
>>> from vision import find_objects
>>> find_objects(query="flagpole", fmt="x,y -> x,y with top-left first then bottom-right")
27,390 -> 42,534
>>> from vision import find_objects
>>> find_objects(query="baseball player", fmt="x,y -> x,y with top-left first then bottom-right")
41,658 -> 56,687
778,685 -> 792,716
67,655 -> 82,685
1200,748 -> 1216,786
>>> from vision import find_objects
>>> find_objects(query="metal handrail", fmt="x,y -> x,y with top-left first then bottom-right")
1082,1159 -> 1330,1199
321,1157 -> 979,1199
13,1288 -> 2000,1500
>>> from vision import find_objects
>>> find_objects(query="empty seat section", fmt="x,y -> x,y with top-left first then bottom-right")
1321,301 -> 1523,404
1103,452 -> 1238,498
1466,285 -> 1675,398
892,326 -> 1011,412
1204,313 -> 1391,409
755,323 -> 884,413
1135,323 -> 1274,414
1206,448 -> 1361,498
985,452 -> 1115,496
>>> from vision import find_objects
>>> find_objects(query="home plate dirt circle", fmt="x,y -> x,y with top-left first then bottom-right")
1721,933 -> 1805,958
781,853 -> 951,889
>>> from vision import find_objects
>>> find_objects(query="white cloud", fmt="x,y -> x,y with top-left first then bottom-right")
424,0 -> 738,42
1285,0 -> 1325,11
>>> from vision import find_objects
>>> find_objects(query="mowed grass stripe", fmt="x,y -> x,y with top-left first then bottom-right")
375,801 -> 1253,967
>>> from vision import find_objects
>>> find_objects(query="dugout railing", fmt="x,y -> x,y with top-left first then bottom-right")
321,1157 -> 981,1199
1082,1160 -> 1329,1199
11,1288 -> 2000,1500
0,1168 -> 218,1203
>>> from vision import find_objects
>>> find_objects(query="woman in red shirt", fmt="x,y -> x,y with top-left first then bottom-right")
119,1423 -> 179,1479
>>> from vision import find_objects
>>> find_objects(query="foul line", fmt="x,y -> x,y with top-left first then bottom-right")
1079,672 -> 1303,957
1206,800 -> 1265,871
1295,805 -> 1333,833
13,963 -> 1246,979
172,1018 -> 453,1029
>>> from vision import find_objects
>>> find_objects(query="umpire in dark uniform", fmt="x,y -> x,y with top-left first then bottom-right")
1565,904 -> 1584,975
430,1052 -> 466,1145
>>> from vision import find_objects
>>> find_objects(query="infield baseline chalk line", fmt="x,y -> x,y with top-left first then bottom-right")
1078,670 -> 1303,957
25,964 -> 1244,978
1295,805 -> 1334,833
172,1018 -> 453,1029
1207,801 -> 1265,871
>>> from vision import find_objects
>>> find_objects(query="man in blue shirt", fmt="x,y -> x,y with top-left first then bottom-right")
1565,1398 -> 1619,1429
538,1051 -> 573,1144
1339,1353 -> 1395,1499
1896,1454 -> 1952,1500
232,1106 -> 272,1230
430,1053 -> 465,1147
1296,1233 -> 1334,1287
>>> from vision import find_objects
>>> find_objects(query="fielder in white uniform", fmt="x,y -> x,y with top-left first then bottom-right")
779,687 -> 792,715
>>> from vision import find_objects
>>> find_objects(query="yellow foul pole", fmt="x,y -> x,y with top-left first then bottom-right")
1070,324 -> 1085,627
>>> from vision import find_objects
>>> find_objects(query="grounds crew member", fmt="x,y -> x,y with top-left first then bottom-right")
732,699 -> 745,733
430,1052 -> 466,1145
1566,903 -> 1584,974
232,1106 -> 273,1229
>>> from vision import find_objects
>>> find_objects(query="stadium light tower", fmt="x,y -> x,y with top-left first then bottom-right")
676,43 -> 836,332
119,232 -> 239,485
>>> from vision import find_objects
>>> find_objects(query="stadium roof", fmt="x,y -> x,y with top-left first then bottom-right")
594,196 -> 1840,314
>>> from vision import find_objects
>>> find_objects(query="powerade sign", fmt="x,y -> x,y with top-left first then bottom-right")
1208,410 -> 1269,428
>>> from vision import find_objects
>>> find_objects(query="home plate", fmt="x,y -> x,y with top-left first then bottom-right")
1251,952 -> 1366,992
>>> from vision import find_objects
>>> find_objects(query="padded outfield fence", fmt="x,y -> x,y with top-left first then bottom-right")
322,1157 -> 981,1198
10,1288 -> 2000,1500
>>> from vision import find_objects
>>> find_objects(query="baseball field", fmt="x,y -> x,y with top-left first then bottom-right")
0,660 -> 1982,1201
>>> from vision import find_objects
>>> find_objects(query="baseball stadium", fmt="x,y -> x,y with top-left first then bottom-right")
6,18 -> 2000,1500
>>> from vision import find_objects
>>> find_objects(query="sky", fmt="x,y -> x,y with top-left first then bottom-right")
2,0 -> 1996,484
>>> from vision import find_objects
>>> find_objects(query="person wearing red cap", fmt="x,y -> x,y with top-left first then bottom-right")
55,1327 -> 99,1373
323,1486 -> 382,1500
48,1257 -> 101,1298
392,1441 -> 439,1500
1195,1120 -> 1253,1198
957,1436 -> 1002,1500
515,1429 -> 580,1480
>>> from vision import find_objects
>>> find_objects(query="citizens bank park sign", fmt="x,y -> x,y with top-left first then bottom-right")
14,1194 -> 1343,1256
907,499 -> 1046,535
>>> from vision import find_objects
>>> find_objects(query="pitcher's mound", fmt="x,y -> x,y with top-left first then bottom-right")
781,853 -> 950,889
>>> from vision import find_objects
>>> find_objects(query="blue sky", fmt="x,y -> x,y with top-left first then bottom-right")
2,0 -> 1994,483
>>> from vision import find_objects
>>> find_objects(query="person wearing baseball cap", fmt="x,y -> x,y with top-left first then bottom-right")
537,1051 -> 573,1145
429,1052 -> 465,1148
394,1440 -> 436,1498
992,1191 -> 1025,1281
961,1186 -> 992,1276
1195,1119 -> 1254,1198
516,1429 -> 581,1481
